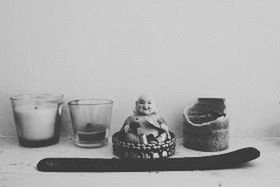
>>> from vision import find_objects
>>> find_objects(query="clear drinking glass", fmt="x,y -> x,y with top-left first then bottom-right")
10,93 -> 64,147
68,99 -> 113,148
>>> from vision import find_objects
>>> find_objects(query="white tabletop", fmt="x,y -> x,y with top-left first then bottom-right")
0,130 -> 279,187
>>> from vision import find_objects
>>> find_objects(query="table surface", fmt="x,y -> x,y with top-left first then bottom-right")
1,131 -> 280,187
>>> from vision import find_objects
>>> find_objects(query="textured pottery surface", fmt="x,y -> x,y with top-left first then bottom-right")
183,98 -> 229,152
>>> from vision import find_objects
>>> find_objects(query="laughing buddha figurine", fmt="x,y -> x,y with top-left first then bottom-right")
121,94 -> 171,144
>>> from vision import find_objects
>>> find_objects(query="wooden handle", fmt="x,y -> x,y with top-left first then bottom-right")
37,147 -> 260,172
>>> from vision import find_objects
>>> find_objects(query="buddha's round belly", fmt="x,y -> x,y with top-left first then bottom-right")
137,127 -> 159,137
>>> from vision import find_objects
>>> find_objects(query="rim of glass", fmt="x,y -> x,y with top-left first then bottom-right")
198,98 -> 225,101
68,99 -> 113,106
10,93 -> 64,101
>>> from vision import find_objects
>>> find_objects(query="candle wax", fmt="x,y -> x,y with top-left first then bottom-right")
14,104 -> 58,141
77,123 -> 107,142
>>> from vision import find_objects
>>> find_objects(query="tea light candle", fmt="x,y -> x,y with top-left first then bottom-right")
14,104 -> 58,140
77,123 -> 107,142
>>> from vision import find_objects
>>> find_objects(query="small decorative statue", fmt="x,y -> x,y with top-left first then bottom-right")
112,94 -> 176,159
121,94 -> 171,144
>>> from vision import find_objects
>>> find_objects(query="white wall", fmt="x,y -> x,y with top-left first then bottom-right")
1,0 -> 280,138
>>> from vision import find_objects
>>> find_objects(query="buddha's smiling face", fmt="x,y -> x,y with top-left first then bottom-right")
135,94 -> 156,115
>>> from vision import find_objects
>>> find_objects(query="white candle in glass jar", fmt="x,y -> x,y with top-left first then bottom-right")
14,104 -> 58,140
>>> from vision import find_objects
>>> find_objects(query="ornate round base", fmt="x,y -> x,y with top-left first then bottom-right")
112,131 -> 176,159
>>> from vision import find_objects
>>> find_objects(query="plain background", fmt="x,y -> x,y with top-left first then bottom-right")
1,0 -> 280,138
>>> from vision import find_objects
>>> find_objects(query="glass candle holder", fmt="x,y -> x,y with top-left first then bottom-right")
10,93 -> 64,147
68,99 -> 113,148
